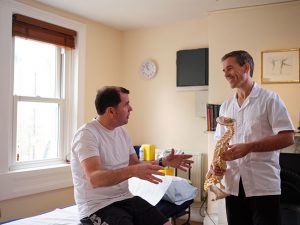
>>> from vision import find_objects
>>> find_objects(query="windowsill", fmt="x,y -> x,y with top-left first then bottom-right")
11,162 -> 70,172
0,163 -> 73,201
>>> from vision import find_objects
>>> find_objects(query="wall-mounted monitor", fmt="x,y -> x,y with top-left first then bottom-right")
176,48 -> 208,91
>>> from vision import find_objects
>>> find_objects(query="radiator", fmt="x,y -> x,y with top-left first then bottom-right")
176,152 -> 207,202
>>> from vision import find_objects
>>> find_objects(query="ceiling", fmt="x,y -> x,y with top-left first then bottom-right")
35,0 -> 295,30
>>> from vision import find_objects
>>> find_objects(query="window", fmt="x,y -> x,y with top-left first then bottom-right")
10,14 -> 77,170
12,37 -> 65,167
0,0 -> 85,200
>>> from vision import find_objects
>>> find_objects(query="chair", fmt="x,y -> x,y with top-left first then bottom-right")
156,166 -> 193,225
279,153 -> 300,225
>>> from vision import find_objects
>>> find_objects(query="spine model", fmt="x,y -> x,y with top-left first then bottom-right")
204,116 -> 235,200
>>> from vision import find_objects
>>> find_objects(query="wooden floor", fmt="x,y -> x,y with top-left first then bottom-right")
176,219 -> 203,225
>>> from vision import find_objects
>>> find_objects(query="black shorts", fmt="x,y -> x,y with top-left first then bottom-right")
80,196 -> 168,225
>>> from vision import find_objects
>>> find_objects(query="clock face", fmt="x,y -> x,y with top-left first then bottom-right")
140,60 -> 157,79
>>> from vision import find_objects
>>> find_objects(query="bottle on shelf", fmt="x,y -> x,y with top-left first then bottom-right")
139,146 -> 144,161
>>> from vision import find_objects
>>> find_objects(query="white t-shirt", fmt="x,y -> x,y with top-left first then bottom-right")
71,119 -> 136,219
215,83 -> 294,197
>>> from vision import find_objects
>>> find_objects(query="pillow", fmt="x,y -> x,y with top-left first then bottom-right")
162,176 -> 198,205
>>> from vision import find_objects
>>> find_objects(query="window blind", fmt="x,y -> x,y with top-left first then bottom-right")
12,14 -> 77,49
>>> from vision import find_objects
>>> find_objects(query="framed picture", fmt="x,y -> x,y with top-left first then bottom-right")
261,49 -> 300,83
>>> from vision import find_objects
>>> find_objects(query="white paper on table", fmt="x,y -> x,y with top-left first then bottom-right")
128,175 -> 173,206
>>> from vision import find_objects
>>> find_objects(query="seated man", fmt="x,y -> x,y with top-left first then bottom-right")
71,86 -> 193,225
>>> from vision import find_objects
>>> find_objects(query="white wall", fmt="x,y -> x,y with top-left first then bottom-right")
122,19 -> 209,153
208,2 -> 300,126
205,2 -> 300,224
2,0 -> 300,222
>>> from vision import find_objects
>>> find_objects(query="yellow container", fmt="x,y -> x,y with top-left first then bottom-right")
159,167 -> 174,176
141,144 -> 155,161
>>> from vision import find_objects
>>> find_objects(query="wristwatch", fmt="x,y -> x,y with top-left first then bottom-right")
158,157 -> 164,166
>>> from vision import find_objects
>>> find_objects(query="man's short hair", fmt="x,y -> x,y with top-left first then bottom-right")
95,86 -> 129,115
222,50 -> 254,77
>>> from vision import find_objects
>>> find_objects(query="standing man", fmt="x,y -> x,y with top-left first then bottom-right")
211,50 -> 295,225
71,86 -> 193,225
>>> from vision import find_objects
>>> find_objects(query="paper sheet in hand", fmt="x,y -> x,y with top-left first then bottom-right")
129,175 -> 173,206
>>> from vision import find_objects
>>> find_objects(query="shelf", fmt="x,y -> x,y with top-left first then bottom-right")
204,131 -> 299,136
204,131 -> 215,134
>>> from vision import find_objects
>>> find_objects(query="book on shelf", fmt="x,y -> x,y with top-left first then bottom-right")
206,104 -> 213,132
206,103 -> 221,131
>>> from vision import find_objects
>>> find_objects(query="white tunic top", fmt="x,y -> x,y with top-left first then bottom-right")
215,83 -> 294,197
71,119 -> 136,219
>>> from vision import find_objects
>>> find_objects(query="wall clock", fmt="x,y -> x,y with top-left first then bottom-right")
140,59 -> 157,80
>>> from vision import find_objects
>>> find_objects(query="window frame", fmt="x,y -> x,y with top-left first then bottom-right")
11,42 -> 68,170
0,0 -> 86,201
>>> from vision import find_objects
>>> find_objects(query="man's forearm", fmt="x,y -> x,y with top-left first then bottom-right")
88,166 -> 134,188
247,131 -> 294,153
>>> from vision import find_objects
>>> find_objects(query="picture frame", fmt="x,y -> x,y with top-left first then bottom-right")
261,49 -> 300,83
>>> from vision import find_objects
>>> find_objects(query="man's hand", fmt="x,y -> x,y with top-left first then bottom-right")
164,149 -> 194,172
222,143 -> 250,161
209,159 -> 225,176
133,163 -> 165,184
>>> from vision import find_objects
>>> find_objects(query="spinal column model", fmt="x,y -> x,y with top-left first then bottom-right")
204,116 -> 235,200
